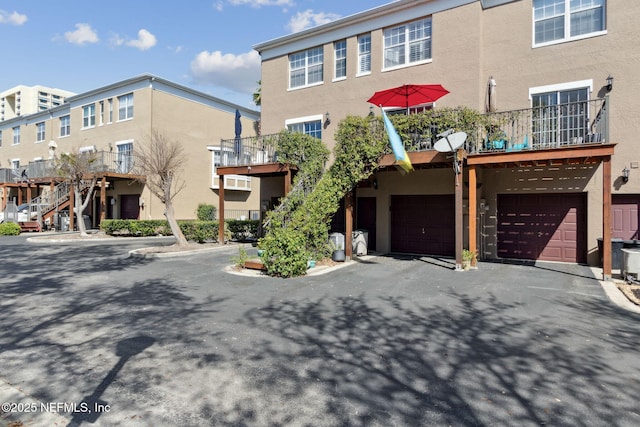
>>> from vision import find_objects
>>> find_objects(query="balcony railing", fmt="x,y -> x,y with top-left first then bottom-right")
0,151 -> 137,183
219,99 -> 608,169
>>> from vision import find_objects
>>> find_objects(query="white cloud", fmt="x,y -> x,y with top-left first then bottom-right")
126,29 -> 157,51
287,10 -> 341,33
227,0 -> 295,7
214,1 -> 224,12
190,49 -> 261,94
64,23 -> 99,45
0,10 -> 27,25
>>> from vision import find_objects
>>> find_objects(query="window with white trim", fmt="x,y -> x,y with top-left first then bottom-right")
108,98 -> 113,123
118,93 -> 134,121
287,119 -> 322,140
384,17 -> 432,69
334,40 -> 346,80
82,104 -> 96,128
358,34 -> 371,75
0,130 -> 2,147
11,159 -> 20,170
207,146 -> 252,191
36,122 -> 45,142
116,141 -> 134,173
289,47 -> 323,89
60,115 -> 70,137
531,85 -> 590,146
534,0 -> 605,45
12,126 -> 20,145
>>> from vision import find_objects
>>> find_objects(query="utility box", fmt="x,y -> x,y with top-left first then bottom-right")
352,230 -> 369,256
622,249 -> 640,280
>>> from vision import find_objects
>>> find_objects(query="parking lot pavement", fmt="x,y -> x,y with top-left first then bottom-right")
2,236 -> 640,426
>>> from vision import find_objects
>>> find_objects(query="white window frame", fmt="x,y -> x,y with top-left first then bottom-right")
533,0 -> 606,48
116,140 -> 134,173
206,146 -> 252,191
60,115 -> 70,137
12,126 -> 20,145
11,159 -> 20,170
0,130 -> 2,148
383,17 -> 432,71
118,93 -> 134,121
288,47 -> 324,90
357,33 -> 372,76
36,122 -> 45,143
108,98 -> 113,123
333,39 -> 347,81
285,114 -> 323,140
82,104 -> 96,129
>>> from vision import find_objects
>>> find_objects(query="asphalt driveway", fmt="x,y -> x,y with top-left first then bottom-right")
1,235 -> 640,426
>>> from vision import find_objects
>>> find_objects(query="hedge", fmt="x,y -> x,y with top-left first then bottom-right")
0,222 -> 21,236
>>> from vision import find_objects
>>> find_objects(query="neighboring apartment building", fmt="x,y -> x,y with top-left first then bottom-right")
1,85 -> 76,121
0,74 -> 260,226
236,0 -> 635,274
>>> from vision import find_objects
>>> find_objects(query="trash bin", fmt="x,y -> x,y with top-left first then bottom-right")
329,232 -> 345,251
622,248 -> 640,279
598,238 -> 625,270
82,215 -> 92,230
352,229 -> 368,256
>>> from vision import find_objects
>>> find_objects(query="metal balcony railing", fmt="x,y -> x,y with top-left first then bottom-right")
0,151 -> 137,183
218,133 -> 281,167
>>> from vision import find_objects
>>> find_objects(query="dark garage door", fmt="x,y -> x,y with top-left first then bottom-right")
497,193 -> 586,263
390,195 -> 454,256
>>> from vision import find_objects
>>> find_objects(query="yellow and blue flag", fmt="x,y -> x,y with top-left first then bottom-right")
381,108 -> 413,174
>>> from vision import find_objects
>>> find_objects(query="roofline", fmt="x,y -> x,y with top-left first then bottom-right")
253,0 -> 476,54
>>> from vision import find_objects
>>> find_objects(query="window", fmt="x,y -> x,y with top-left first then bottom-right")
99,101 -> 105,125
108,98 -> 113,123
534,0 -> 605,45
118,93 -> 134,121
60,115 -> 70,137
0,130 -> 2,147
289,47 -> 323,89
286,117 -> 322,140
358,34 -> 371,75
116,141 -> 134,173
384,18 -> 432,69
334,40 -> 346,80
12,126 -> 20,145
82,104 -> 96,128
11,159 -> 20,170
531,85 -> 590,146
36,122 -> 45,142
207,147 -> 252,191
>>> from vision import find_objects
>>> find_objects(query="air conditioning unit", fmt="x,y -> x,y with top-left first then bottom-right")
622,248 -> 640,279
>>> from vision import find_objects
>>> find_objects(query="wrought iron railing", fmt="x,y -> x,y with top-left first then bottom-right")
218,133 -> 281,167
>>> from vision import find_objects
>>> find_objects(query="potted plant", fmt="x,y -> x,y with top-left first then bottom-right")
462,249 -> 476,271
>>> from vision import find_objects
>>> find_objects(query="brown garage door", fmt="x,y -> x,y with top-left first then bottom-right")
390,195 -> 454,256
612,195 -> 640,240
497,193 -> 586,263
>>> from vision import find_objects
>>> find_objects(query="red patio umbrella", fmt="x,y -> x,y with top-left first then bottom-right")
367,84 -> 449,110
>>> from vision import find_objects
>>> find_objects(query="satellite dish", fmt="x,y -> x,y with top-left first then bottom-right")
434,131 -> 467,153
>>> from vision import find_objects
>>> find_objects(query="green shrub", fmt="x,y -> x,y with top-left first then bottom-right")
260,227 -> 309,278
196,203 -> 217,221
178,220 -> 218,243
100,219 -> 218,243
227,219 -> 260,241
0,222 -> 21,236
231,246 -> 249,268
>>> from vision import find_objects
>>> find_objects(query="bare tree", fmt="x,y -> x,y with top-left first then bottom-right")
134,130 -> 189,246
57,149 -> 98,237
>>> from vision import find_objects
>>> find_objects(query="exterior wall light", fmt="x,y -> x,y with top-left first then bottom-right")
623,166 -> 630,183
607,75 -> 614,91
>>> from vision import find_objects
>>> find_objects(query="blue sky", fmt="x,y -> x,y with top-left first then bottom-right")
0,0 -> 391,109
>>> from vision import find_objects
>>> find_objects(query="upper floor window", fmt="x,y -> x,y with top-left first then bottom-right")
334,40 -> 347,80
99,100 -> 105,125
0,130 -> 3,148
108,98 -> 113,123
36,122 -> 45,142
60,115 -> 70,137
286,116 -> 322,140
358,34 -> 371,75
534,0 -> 606,45
116,141 -> 134,173
384,18 -> 432,69
82,104 -> 96,128
289,47 -> 323,89
118,93 -> 134,121
531,84 -> 591,146
12,126 -> 20,145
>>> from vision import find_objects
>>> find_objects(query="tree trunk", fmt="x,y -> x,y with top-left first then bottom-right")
164,199 -> 188,246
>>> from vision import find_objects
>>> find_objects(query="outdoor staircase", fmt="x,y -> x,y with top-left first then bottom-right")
28,180 -> 96,229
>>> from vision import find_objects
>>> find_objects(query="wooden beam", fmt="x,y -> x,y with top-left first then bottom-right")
345,189 -> 354,260
468,165 -> 477,267
467,143 -> 616,166
602,156 -> 612,280
379,150 -> 451,167
284,168 -> 291,195
100,177 -> 107,223
216,163 -> 294,177
455,148 -> 464,271
218,175 -> 225,244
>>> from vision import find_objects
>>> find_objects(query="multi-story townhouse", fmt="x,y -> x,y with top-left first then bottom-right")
216,0 -> 636,278
0,74 -> 260,228
1,85 -> 76,122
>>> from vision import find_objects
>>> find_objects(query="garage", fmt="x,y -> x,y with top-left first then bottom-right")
497,193 -> 587,263
390,195 -> 454,256
612,194 -> 639,240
